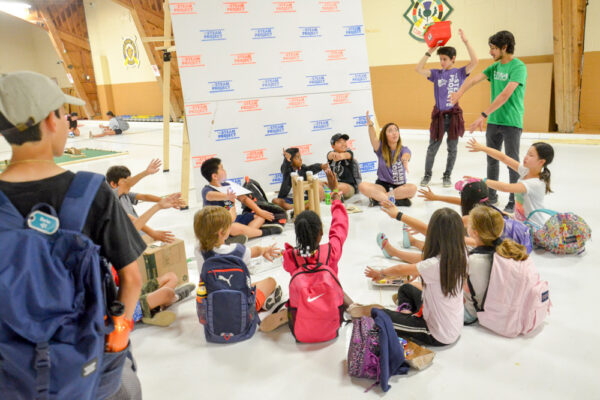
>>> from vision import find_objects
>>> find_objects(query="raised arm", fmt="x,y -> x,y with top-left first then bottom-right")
459,29 -> 478,74
125,158 -> 161,188
415,45 -> 438,78
365,263 -> 420,281
417,186 -> 462,206
466,137 -> 520,171
366,111 -> 380,151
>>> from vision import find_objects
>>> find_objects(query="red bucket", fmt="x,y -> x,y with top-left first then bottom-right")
424,21 -> 452,47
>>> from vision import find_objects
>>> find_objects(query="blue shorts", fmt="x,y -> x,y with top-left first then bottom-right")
235,212 -> 255,225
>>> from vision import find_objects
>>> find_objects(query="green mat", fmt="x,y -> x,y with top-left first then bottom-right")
1,148 -> 128,171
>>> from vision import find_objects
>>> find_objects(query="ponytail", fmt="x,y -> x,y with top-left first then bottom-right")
539,165 -> 552,194
469,205 -> 528,261
532,142 -> 554,194
496,239 -> 528,261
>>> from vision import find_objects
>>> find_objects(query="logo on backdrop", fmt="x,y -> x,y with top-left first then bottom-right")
350,72 -> 370,84
311,119 -> 332,132
172,2 -> 197,15
228,177 -> 244,186
186,103 -> 210,116
238,99 -> 261,112
344,25 -> 364,36
252,27 -> 275,39
347,139 -> 356,150
209,80 -> 234,93
299,26 -> 321,38
122,37 -> 140,69
326,49 -> 346,61
331,93 -> 350,105
287,96 -> 308,108
232,52 -> 255,65
353,115 -> 367,127
360,161 -> 377,173
192,154 -> 217,168
269,172 -> 283,185
179,55 -> 205,68
293,144 -> 313,156
274,1 -> 296,13
225,2 -> 247,14
244,149 -> 267,162
259,77 -> 283,90
403,0 -> 453,42
306,74 -> 328,87
215,127 -> 240,141
319,1 -> 340,12
201,29 -> 225,41
264,123 -> 288,136
281,51 -> 303,63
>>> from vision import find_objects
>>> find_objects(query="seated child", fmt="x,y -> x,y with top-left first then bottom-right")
194,206 -> 283,314
67,112 -> 80,137
272,147 -> 326,211
91,111 -> 130,138
464,205 -> 528,324
200,157 -> 283,241
106,159 -> 184,242
365,208 -> 467,346
326,133 -> 362,200
111,268 -> 195,327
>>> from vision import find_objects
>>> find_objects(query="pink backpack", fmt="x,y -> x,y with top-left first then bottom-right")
468,253 -> 551,338
287,245 -> 344,343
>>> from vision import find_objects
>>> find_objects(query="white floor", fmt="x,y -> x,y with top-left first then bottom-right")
3,122 -> 599,399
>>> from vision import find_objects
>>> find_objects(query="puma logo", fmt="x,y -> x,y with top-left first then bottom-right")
307,293 -> 324,303
218,274 -> 234,287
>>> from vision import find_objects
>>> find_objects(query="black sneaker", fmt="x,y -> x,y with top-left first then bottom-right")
369,198 -> 380,207
420,175 -> 431,186
225,234 -> 248,245
260,224 -> 283,236
442,174 -> 452,187
395,198 -> 412,207
503,201 -> 515,214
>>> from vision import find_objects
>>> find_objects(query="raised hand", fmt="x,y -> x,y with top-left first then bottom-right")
366,111 -> 373,127
380,200 -> 400,219
152,230 -> 175,243
417,186 -> 437,201
226,189 -> 237,203
158,193 -> 183,209
468,116 -> 485,133
325,168 -> 338,191
364,266 -> 384,281
262,243 -> 281,261
145,158 -> 162,175
466,137 -> 485,152
459,28 -> 468,43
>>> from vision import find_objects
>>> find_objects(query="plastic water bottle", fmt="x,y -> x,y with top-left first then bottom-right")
324,186 -> 332,205
402,223 -> 411,249
388,188 -> 395,204
105,302 -> 130,352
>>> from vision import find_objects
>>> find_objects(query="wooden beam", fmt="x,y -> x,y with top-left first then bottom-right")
40,8 -> 94,119
142,36 -> 172,42
553,0 -> 587,132
162,0 -> 172,171
58,30 -> 91,51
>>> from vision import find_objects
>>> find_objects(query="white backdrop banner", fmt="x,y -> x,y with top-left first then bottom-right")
169,0 -> 377,198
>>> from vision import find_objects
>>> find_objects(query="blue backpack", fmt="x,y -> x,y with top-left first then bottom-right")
0,172 -> 125,400
198,244 -> 259,343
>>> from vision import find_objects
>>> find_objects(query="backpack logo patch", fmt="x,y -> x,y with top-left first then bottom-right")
541,290 -> 549,303
221,332 -> 234,341
82,358 -> 98,377
27,210 -> 59,235
218,274 -> 234,287
307,293 -> 324,303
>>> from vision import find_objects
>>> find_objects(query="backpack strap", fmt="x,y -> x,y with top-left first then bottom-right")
466,277 -> 481,312
58,171 -> 105,232
34,342 -> 51,400
0,189 -> 26,230
526,208 -> 557,221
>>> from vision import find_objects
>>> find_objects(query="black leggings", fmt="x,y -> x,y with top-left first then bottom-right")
382,283 -> 446,346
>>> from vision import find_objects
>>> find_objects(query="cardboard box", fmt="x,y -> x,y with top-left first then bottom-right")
136,238 -> 189,286
405,340 -> 435,370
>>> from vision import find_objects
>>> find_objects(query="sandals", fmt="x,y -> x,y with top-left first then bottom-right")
259,308 -> 288,332
376,232 -> 392,259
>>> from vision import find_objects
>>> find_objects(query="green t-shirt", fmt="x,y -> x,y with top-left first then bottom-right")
483,58 -> 527,129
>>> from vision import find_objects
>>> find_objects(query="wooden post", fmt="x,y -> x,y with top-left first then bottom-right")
553,0 -> 587,132
306,173 -> 316,214
162,0 -> 172,171
180,116 -> 190,209
309,173 -> 321,217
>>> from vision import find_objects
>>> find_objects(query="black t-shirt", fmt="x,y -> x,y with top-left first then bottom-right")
328,150 -> 356,188
0,171 -> 146,270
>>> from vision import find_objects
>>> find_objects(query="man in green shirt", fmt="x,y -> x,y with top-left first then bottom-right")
451,31 -> 527,213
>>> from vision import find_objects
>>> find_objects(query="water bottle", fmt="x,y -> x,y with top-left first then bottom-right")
105,301 -> 130,352
402,223 -> 411,249
388,188 -> 395,204
324,186 -> 332,205
196,282 -> 207,325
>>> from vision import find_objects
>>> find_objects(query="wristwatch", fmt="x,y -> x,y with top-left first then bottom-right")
481,111 -> 488,118
425,52 -> 432,57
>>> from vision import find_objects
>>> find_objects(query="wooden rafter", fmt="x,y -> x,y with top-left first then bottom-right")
39,7 -> 94,118
57,30 -> 91,51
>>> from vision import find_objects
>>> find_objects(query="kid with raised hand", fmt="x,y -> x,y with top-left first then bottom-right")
464,205 -> 528,324
465,138 -> 554,227
358,111 -> 416,207
365,208 -> 468,346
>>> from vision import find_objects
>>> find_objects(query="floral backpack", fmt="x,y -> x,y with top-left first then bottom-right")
526,209 -> 591,255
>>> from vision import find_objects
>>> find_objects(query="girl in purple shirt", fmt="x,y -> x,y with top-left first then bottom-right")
358,111 -> 417,206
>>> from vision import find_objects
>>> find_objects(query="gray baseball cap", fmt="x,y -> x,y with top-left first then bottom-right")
0,71 -> 85,135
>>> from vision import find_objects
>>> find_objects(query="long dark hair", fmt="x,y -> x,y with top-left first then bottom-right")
379,122 -> 402,167
421,208 -> 468,297
294,210 -> 322,257
532,142 -> 554,194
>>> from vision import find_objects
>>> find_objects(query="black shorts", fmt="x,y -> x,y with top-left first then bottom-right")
114,129 -> 123,135
375,179 -> 405,192
69,120 -> 77,129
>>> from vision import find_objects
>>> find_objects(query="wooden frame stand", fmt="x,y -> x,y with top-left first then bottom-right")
291,171 -> 321,219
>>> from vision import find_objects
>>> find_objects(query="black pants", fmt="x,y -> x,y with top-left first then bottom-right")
424,114 -> 457,177
485,123 -> 522,204
382,283 -> 445,346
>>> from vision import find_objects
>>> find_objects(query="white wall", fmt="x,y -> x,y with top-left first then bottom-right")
584,0 -> 600,52
84,0 -> 157,85
0,11 -> 71,87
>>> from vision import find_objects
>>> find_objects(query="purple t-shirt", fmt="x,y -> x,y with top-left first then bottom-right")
375,146 -> 411,185
428,66 -> 468,111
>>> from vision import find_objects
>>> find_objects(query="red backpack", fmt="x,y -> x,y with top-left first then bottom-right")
287,244 -> 344,343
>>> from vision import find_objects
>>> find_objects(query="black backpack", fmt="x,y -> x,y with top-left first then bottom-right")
242,177 -> 288,226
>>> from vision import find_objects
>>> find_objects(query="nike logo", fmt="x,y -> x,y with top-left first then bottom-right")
307,293 -> 324,302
